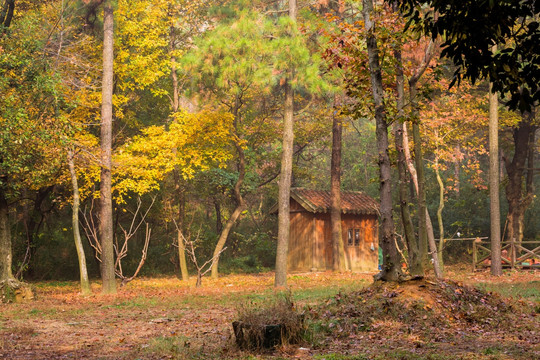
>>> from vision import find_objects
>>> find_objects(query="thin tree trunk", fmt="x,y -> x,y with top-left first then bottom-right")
68,150 -> 91,295
211,142 -> 246,279
275,0 -> 297,288
410,83 -> 441,279
394,48 -> 420,277
402,125 -> 437,268
363,0 -> 401,281
214,198 -> 223,234
0,185 -> 14,281
489,79 -> 502,276
434,151 -> 445,275
454,145 -> 461,196
330,109 -> 346,271
99,0 -> 116,294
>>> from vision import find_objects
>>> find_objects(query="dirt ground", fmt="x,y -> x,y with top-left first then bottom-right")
0,268 -> 538,359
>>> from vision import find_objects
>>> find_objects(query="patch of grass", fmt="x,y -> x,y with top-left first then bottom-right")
314,354 -> 369,360
107,296 -> 158,309
481,346 -> 502,355
476,281 -> 540,302
33,281 -> 76,289
28,308 -> 57,317
143,335 -> 192,358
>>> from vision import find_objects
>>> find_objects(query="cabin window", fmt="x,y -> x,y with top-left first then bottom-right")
347,228 -> 362,246
354,229 -> 360,246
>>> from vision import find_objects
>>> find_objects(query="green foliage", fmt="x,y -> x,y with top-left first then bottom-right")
0,9 -> 70,194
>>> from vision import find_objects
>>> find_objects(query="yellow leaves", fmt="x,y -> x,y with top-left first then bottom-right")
111,109 -> 234,203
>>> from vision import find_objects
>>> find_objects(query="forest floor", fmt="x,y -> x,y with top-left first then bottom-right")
0,266 -> 538,359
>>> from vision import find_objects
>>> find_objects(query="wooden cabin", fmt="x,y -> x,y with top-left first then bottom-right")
278,188 -> 379,273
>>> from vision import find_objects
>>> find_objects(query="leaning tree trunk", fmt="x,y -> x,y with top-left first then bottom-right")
330,108 -> 347,271
275,0 -> 297,288
99,0 -> 116,294
211,142 -> 246,279
68,150 -> 91,295
489,78 -> 502,276
363,0 -> 401,281
504,113 -> 536,260
394,48 -> 420,277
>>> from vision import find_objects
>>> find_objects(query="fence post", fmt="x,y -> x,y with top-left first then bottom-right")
510,237 -> 516,269
472,240 -> 477,272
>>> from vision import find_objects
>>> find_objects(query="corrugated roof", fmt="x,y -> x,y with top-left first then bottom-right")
290,188 -> 379,215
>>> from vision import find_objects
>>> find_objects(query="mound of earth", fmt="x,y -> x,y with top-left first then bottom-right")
310,278 -> 539,359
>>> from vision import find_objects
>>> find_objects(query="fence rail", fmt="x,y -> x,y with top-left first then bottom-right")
472,239 -> 540,271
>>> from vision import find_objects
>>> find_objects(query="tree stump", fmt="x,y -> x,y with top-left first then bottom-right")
0,279 -> 34,303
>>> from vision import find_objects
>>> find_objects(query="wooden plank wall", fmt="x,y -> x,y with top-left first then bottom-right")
341,214 -> 378,271
286,198 -> 379,272
287,200 -> 314,272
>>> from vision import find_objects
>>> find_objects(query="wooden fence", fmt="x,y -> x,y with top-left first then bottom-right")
472,238 -> 540,271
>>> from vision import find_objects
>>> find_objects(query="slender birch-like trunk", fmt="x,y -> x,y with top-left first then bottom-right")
68,150 -> 91,295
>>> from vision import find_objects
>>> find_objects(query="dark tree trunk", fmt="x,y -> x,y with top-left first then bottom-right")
0,0 -> 15,30
363,0 -> 401,281
275,0 -> 297,288
394,49 -> 420,277
99,0 -> 116,294
18,186 -> 52,279
504,112 -> 536,255
330,107 -> 346,271
214,198 -> 223,234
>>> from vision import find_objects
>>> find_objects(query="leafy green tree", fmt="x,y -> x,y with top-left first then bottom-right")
0,6 -> 69,294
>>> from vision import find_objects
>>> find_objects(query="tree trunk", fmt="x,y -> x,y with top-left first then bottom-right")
0,185 -> 13,282
435,152 -> 445,275
402,124 -> 437,271
275,0 -> 296,288
0,0 -> 15,30
214,198 -> 223,234
454,145 -> 461,196
363,0 -> 401,282
211,142 -> 246,279
330,109 -> 346,271
169,29 -> 190,282
394,48 -> 420,277
489,79 -> 502,276
99,0 -> 116,294
410,79 -> 442,279
504,112 -> 536,256
68,150 -> 91,295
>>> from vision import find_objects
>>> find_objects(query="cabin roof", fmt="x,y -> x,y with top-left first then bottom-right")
271,188 -> 379,215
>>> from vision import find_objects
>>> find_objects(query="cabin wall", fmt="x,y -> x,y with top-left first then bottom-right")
341,214 -> 379,272
287,200 -> 314,272
286,198 -> 379,272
